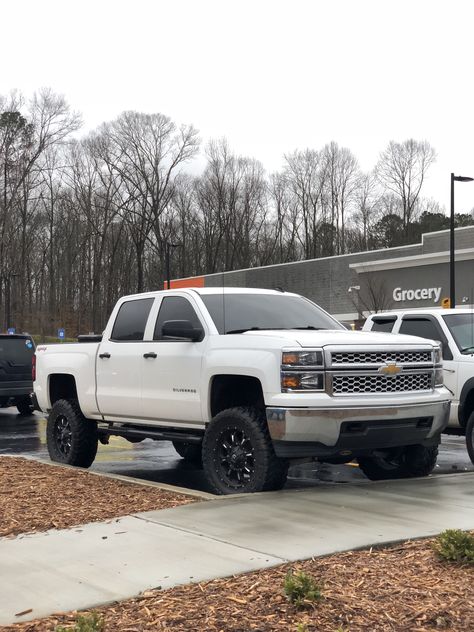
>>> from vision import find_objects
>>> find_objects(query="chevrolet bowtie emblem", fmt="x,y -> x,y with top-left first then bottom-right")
378,362 -> 402,376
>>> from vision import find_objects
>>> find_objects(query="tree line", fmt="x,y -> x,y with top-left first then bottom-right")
1,89 -> 472,337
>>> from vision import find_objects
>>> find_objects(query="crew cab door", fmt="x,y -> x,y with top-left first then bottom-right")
96,297 -> 155,420
140,294 -> 206,426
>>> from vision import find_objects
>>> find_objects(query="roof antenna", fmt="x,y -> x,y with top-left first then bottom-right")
274,286 -> 285,293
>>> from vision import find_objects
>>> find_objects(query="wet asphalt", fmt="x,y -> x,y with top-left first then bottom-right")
1,408 -> 473,493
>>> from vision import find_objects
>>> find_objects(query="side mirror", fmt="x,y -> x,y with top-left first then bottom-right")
162,320 -> 204,342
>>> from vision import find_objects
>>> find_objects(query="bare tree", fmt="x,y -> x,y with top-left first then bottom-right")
375,139 -> 436,235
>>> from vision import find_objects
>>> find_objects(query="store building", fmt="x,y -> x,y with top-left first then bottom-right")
170,226 -> 474,325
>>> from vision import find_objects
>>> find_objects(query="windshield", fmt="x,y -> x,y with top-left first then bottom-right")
200,293 -> 344,334
442,314 -> 474,354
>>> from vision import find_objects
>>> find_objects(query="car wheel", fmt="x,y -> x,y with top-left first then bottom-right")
47,399 -> 98,468
172,441 -> 203,466
202,406 -> 289,494
16,397 -> 34,416
358,445 -> 438,481
465,412 -> 474,465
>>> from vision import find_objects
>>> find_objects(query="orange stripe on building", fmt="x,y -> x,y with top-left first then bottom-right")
164,276 -> 205,289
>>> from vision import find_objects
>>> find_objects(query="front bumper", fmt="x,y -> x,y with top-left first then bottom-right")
266,400 -> 451,459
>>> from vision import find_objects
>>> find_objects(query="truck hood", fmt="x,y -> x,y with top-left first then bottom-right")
242,329 -> 437,348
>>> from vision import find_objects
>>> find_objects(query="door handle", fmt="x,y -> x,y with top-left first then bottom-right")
143,352 -> 157,359
99,352 -> 111,359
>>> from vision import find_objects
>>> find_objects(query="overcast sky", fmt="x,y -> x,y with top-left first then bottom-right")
2,0 -> 474,215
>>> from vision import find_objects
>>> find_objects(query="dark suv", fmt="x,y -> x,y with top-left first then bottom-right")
0,334 -> 35,415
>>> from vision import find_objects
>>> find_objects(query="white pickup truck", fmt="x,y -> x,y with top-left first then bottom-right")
363,308 -> 474,464
34,288 -> 450,494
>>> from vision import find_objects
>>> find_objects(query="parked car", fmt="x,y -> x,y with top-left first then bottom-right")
363,309 -> 474,463
34,288 -> 450,493
0,334 -> 36,415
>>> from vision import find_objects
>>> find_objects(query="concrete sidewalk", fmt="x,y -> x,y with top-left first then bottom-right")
2,472 -> 474,626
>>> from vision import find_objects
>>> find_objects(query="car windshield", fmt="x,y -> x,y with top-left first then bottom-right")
442,314 -> 474,354
200,293 -> 344,334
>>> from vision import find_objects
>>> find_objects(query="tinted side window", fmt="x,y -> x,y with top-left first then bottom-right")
154,297 -> 202,340
371,318 -> 396,333
111,298 -> 154,341
399,318 -> 440,341
399,317 -> 453,360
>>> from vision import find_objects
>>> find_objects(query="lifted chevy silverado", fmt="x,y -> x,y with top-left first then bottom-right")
34,288 -> 451,494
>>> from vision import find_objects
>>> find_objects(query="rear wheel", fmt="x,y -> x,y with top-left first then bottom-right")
358,445 -> 438,481
172,441 -> 203,466
47,399 -> 98,468
465,412 -> 474,465
202,406 -> 288,494
16,397 -> 34,416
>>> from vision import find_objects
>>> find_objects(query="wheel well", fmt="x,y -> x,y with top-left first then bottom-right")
49,374 -> 78,405
461,389 -> 474,428
210,375 -> 264,418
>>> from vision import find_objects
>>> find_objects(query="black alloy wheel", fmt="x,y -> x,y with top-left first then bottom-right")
54,414 -> 73,457
46,399 -> 98,468
216,427 -> 255,490
202,406 -> 288,495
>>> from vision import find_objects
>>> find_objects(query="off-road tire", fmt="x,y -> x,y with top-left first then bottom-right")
202,406 -> 289,495
47,399 -> 98,468
172,441 -> 203,466
16,397 -> 34,416
466,412 -> 474,465
358,445 -> 438,481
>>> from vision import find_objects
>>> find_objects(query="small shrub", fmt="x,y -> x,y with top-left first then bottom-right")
433,529 -> 474,563
55,612 -> 105,632
296,623 -> 310,632
284,570 -> 322,607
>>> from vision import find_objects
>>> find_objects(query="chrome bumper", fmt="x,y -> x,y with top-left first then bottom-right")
266,400 -> 451,458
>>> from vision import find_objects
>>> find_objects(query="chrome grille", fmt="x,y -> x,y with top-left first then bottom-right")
332,372 -> 432,394
330,350 -> 432,365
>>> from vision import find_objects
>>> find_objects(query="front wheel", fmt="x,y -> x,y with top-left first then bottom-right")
202,406 -> 289,495
358,445 -> 438,481
47,399 -> 98,468
465,412 -> 474,465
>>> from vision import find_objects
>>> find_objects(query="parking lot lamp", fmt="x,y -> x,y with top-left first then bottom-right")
450,174 -> 474,308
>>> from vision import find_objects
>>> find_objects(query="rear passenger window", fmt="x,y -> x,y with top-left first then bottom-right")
154,296 -> 202,340
111,298 -> 154,341
370,318 -> 396,333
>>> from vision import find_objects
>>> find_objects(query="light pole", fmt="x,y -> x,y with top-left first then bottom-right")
450,174 -> 474,308
164,242 -> 182,289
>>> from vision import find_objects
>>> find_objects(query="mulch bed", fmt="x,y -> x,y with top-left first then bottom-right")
3,537 -> 474,631
0,456 -> 199,538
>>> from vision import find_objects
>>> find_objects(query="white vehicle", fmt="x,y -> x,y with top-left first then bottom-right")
363,308 -> 474,463
34,288 -> 450,494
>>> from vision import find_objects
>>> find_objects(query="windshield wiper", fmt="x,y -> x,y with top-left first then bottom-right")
460,346 -> 474,354
292,326 -> 324,330
225,327 -> 288,335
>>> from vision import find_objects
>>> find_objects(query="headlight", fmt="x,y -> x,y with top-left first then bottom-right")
282,349 -> 324,368
434,346 -> 442,365
434,368 -> 444,387
281,371 -> 325,391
